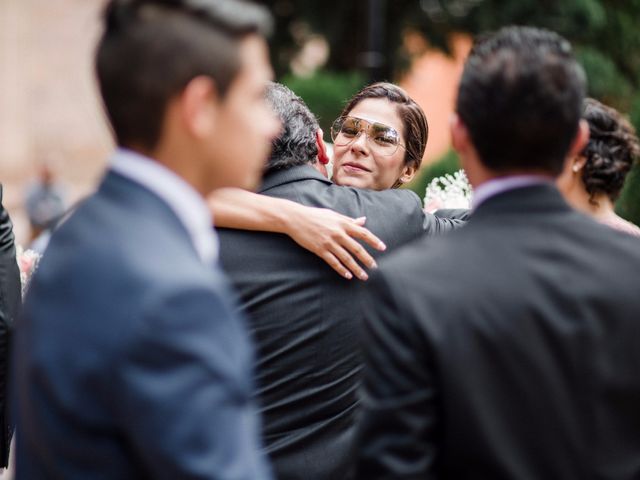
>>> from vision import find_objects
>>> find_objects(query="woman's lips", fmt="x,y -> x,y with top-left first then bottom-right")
341,162 -> 371,174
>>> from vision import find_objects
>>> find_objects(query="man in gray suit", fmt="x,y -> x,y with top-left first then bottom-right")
217,83 -> 463,480
356,26 -> 640,479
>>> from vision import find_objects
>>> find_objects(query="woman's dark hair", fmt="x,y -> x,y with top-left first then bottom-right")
96,0 -> 271,150
339,82 -> 428,171
581,98 -> 640,202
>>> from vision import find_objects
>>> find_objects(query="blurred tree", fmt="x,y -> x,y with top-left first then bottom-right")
259,1 -> 637,86
282,71 -> 365,134
259,0 -> 640,224
405,148 -> 461,198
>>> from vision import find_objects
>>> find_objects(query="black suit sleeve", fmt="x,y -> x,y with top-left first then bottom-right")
423,210 -> 467,235
356,269 -> 440,479
0,185 -> 21,467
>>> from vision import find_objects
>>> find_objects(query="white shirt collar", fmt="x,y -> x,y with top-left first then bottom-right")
109,148 -> 218,264
472,175 -> 554,210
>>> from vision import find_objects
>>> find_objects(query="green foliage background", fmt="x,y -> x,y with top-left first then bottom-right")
258,0 -> 640,224
282,72 -> 365,136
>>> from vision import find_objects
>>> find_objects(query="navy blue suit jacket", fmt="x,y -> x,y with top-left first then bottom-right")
13,172 -> 271,479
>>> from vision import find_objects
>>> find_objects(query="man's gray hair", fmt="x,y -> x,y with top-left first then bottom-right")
264,82 -> 320,173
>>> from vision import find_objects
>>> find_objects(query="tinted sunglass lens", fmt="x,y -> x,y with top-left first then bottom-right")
332,117 -> 361,145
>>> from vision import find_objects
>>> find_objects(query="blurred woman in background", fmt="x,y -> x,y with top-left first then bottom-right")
558,97 -> 640,237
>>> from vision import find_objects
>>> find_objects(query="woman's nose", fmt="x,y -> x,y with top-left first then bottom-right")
350,131 -> 369,154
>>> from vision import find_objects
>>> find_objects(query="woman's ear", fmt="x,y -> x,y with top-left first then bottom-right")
571,154 -> 587,173
397,163 -> 418,185
316,129 -> 330,165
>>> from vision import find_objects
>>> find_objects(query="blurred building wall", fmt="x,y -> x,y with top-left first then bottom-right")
0,0 -> 112,244
401,33 -> 472,165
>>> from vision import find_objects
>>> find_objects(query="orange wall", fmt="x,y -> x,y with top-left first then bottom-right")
400,34 -> 472,166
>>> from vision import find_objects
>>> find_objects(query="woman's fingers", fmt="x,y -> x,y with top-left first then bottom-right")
335,231 -> 377,270
319,251 -> 354,280
288,208 -> 388,280
346,220 -> 386,253
329,243 -> 369,281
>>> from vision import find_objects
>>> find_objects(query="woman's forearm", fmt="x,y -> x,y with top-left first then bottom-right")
208,188 -> 303,233
208,188 -> 385,280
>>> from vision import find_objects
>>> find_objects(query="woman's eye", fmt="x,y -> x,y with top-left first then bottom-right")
341,127 -> 359,137
374,134 -> 397,145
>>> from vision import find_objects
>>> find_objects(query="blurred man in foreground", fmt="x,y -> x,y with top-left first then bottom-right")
13,1 -> 280,478
357,26 -> 640,479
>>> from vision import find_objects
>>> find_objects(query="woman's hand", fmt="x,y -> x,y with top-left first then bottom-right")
284,205 -> 386,281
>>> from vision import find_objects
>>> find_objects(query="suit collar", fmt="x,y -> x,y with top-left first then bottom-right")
109,148 -> 217,264
471,183 -> 573,219
259,165 -> 331,193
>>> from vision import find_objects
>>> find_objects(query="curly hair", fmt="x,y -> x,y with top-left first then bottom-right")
581,98 -> 640,202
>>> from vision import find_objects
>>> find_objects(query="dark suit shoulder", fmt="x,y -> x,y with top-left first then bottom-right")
267,177 -> 425,250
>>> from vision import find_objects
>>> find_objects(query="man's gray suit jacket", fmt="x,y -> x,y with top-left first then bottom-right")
218,165 -> 463,480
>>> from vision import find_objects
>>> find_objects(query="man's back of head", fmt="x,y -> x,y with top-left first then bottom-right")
263,82 -> 322,174
456,26 -> 586,176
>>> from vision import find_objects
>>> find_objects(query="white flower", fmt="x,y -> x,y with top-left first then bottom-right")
16,245 -> 41,298
423,169 -> 473,212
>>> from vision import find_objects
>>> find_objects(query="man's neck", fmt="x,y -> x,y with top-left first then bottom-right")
472,174 -> 554,210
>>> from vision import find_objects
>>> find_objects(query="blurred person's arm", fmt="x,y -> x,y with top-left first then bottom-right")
0,184 -> 21,467
209,189 -> 386,281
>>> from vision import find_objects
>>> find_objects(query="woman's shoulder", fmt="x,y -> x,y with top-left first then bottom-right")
599,214 -> 640,238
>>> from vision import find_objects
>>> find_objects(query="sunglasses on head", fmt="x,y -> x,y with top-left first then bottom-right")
330,116 -> 405,156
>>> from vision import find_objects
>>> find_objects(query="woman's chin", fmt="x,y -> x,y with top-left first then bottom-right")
334,176 -> 370,189
333,170 -> 372,189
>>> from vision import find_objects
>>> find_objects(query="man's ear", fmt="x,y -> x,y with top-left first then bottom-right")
181,76 -> 219,138
316,129 -> 330,165
567,119 -> 590,159
449,112 -> 485,188
450,113 -> 471,155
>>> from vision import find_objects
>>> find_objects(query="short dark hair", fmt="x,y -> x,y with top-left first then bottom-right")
581,98 -> 640,202
456,26 -> 586,175
264,82 -> 320,173
96,0 -> 272,150
339,82 -> 428,171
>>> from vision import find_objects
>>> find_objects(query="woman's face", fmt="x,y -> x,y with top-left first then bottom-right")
331,98 -> 414,191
